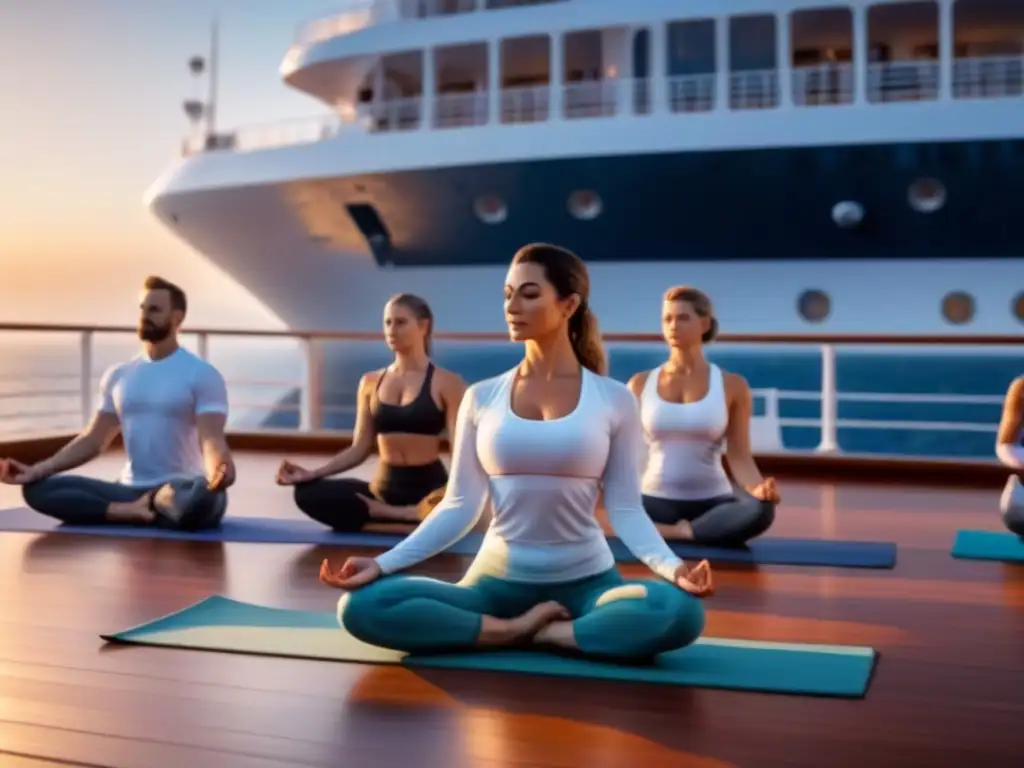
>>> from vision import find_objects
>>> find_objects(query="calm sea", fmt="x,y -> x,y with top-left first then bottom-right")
1,333 -> 1018,460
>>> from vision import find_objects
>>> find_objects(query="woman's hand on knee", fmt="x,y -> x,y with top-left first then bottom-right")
674,559 -> 715,598
320,556 -> 381,589
748,477 -> 781,503
277,459 -> 316,486
0,459 -> 44,485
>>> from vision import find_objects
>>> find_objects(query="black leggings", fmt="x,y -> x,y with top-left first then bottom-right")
642,492 -> 776,546
22,475 -> 228,531
294,459 -> 448,532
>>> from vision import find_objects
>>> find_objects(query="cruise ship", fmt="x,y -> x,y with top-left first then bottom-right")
146,0 -> 1023,341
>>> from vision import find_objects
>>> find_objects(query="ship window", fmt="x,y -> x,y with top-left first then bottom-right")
1012,291 -> 1024,324
797,289 -> 831,323
941,291 -> 975,324
568,189 -> 602,220
908,177 -> 946,213
474,195 -> 507,224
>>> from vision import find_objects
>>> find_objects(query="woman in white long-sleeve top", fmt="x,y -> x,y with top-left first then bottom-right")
319,243 -> 713,660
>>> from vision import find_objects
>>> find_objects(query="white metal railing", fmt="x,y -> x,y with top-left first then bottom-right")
867,60 -> 940,103
295,2 -> 386,47
667,74 -> 716,113
562,80 -> 620,119
295,0 -> 567,46
792,63 -> 855,107
434,91 -> 488,128
0,325 -> 1018,464
501,84 -> 550,124
954,54 -> 1024,100
183,55 -> 1023,157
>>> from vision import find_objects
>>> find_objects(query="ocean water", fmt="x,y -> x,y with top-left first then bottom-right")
0,332 -> 1018,460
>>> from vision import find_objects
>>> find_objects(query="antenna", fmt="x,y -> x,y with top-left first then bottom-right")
182,16 -> 220,143
207,16 -> 220,136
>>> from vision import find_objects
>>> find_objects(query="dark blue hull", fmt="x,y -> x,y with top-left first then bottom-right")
324,138 -> 1024,267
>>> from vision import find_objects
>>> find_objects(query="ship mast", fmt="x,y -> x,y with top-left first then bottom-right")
183,17 -> 221,146
206,16 -> 220,136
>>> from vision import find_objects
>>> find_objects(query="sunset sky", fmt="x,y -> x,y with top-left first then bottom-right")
0,0 -> 335,328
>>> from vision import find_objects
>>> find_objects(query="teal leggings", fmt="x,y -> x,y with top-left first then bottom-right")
339,568 -> 706,660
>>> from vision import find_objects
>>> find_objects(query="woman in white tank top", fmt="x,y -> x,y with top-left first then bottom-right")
996,375 -> 1024,535
627,286 -> 778,546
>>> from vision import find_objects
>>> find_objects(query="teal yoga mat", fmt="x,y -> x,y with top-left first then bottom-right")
102,595 -> 878,698
951,529 -> 1024,562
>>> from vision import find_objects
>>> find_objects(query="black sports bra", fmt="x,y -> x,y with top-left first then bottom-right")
369,363 -> 447,436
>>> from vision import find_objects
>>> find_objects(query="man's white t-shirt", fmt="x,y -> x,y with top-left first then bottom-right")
99,347 -> 229,487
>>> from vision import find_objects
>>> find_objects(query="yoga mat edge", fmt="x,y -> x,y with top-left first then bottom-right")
1,506 -> 897,569
951,529 -> 1024,562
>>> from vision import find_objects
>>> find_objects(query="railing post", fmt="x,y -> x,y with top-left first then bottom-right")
816,343 -> 839,453
488,40 -> 501,125
550,32 -> 564,120
938,0 -> 954,101
650,23 -> 666,114
851,4 -> 867,105
79,330 -> 94,427
715,16 -> 729,110
196,331 -> 210,360
301,336 -> 324,432
422,46 -> 435,129
777,12 -> 791,107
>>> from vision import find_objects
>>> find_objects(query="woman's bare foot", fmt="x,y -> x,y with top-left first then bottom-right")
480,601 -> 570,646
657,520 -> 694,540
532,619 -> 577,650
106,494 -> 156,525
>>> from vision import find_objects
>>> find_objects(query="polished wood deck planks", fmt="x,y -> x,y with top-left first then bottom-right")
0,451 -> 1022,767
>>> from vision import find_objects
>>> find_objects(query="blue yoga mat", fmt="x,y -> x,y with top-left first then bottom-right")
951,529 -> 1024,562
0,505 -> 897,568
101,595 -> 878,698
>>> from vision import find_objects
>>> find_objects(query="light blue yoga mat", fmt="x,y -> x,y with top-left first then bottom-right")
0,506 -> 898,569
951,530 -> 1024,562
101,595 -> 878,698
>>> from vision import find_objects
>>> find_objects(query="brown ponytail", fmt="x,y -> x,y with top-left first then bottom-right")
568,302 -> 607,375
513,243 -> 607,375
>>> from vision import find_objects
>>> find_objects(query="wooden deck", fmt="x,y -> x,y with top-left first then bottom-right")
1,451 -> 1022,768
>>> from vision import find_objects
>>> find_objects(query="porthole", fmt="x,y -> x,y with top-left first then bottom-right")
797,289 -> 831,323
831,200 -> 864,229
568,189 -> 602,220
941,291 -> 975,325
473,195 -> 507,224
1012,291 -> 1024,324
908,177 -> 946,214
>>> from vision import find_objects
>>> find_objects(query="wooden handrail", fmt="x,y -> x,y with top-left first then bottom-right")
1,322 -> 1022,346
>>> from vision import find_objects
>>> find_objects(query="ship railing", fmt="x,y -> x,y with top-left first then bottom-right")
180,55 -> 1023,157
500,84 -> 551,124
0,324 -> 1018,465
434,91 -> 489,128
295,0 -> 566,46
666,74 -> 716,113
954,54 -> 1024,100
295,2 -> 389,46
791,63 -> 855,107
867,60 -> 940,103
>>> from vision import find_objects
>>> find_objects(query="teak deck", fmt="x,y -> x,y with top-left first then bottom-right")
1,451 -> 1022,768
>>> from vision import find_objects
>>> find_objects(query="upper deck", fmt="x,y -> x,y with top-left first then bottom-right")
185,0 -> 1022,158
